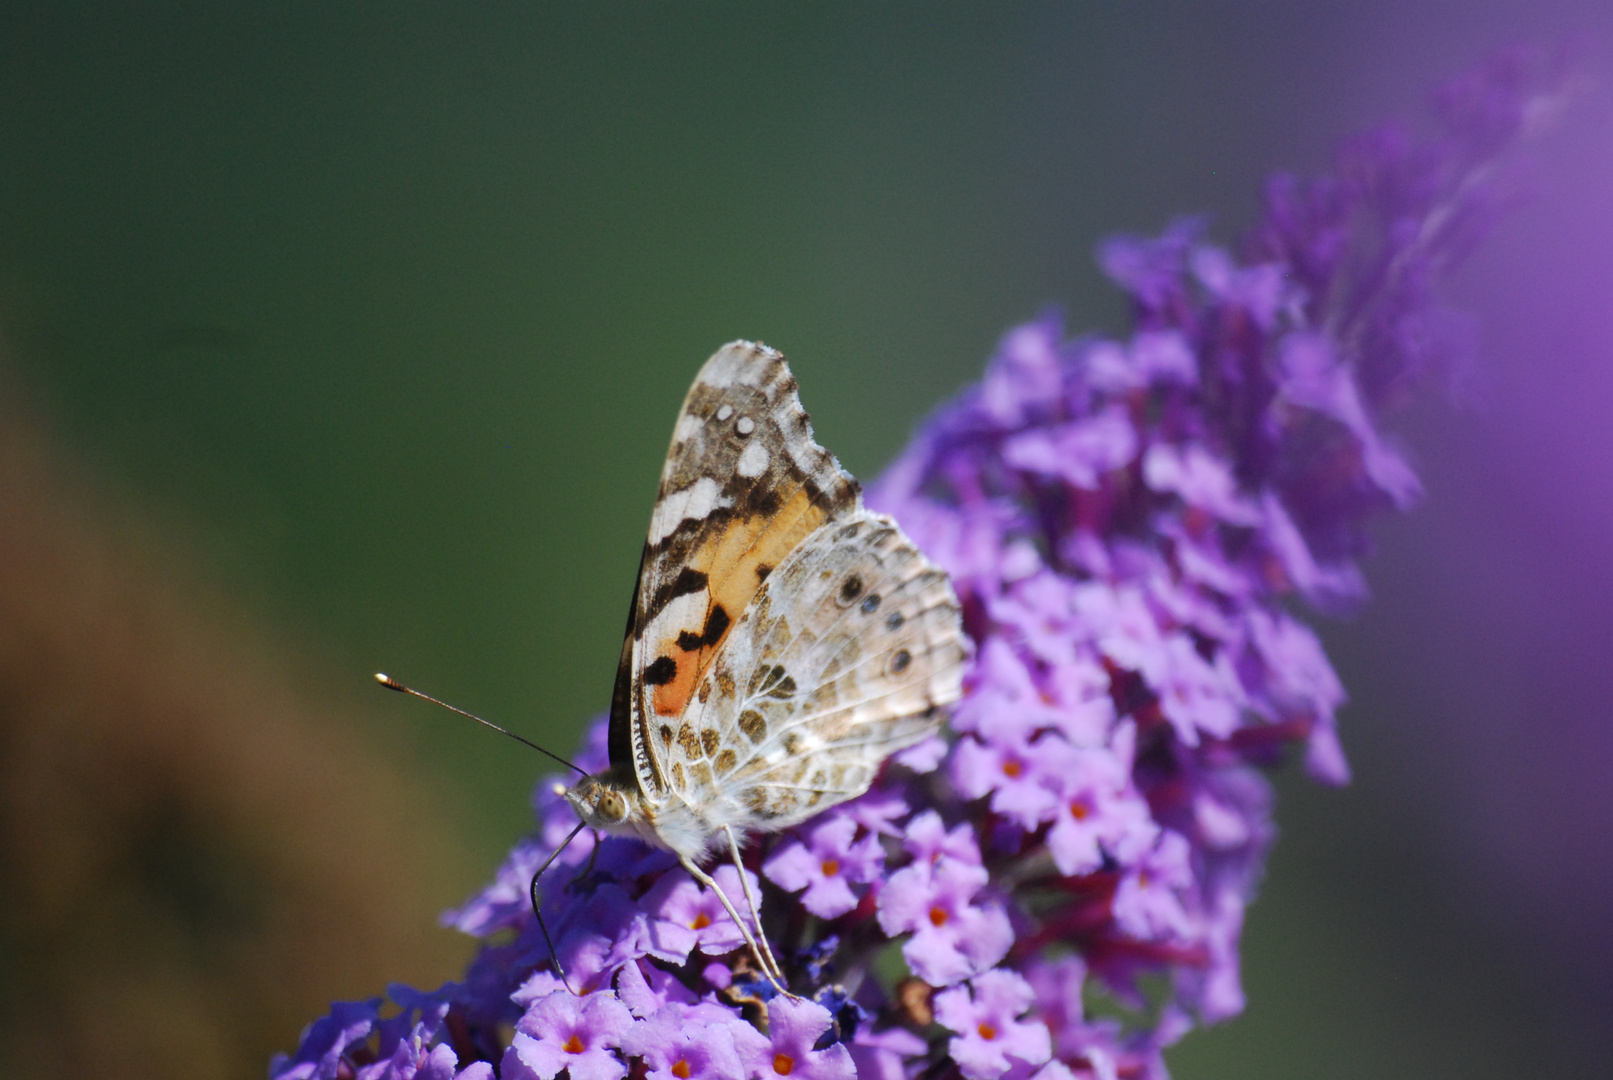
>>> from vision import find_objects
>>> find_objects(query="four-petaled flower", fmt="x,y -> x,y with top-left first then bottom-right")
1111,830 -> 1195,941
902,809 -> 985,869
731,996 -> 856,1080
764,813 -> 886,918
502,990 -> 634,1080
638,865 -> 752,961
878,854 -> 1013,987
934,970 -> 1054,1080
1044,726 -> 1157,876
619,1003 -> 747,1080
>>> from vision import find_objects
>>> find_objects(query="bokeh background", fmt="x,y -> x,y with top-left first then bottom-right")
1,4 -> 1610,1079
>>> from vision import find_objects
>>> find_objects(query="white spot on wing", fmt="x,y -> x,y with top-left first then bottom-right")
736,440 -> 770,477
717,404 -> 734,422
650,476 -> 728,542
676,413 -> 704,441
737,416 -> 756,436
646,590 -> 708,655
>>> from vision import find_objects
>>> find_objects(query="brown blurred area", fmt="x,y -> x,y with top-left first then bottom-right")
0,374 -> 476,1080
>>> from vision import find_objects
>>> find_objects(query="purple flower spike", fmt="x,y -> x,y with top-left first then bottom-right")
934,970 -> 1054,1080
1152,632 -> 1245,746
274,52 -> 1562,1080
850,1026 -> 930,1080
1002,408 -> 1139,490
1142,444 -> 1262,527
764,813 -> 886,918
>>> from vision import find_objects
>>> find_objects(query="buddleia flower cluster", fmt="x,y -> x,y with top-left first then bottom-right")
272,50 -> 1566,1080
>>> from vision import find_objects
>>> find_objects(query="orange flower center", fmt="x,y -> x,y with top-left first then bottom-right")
773,1052 -> 796,1075
672,1060 -> 692,1079
562,1035 -> 585,1054
977,1023 -> 998,1041
1138,870 -> 1152,889
821,858 -> 840,877
1002,759 -> 1023,778
929,906 -> 949,927
1069,800 -> 1090,821
690,912 -> 712,930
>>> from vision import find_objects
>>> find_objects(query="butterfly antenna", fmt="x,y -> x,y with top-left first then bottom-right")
530,820 -> 589,995
374,673 -> 588,777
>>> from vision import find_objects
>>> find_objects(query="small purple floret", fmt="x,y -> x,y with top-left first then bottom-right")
764,813 -> 886,918
934,970 -> 1054,1080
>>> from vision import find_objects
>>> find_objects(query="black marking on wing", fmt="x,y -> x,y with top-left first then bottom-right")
743,485 -> 783,517
607,543 -> 650,774
838,574 -> 865,605
701,605 -> 731,646
644,656 -> 678,685
669,567 -> 709,598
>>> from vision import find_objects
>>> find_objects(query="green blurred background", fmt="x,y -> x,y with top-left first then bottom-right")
1,4 -> 1610,1079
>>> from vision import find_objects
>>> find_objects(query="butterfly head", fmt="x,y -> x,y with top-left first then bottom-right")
562,772 -> 634,831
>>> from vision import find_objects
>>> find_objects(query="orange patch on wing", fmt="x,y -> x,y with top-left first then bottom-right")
651,637 -> 703,716
706,487 -> 825,629
648,488 -> 827,718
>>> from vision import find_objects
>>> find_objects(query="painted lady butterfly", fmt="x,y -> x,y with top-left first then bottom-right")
563,340 -> 968,990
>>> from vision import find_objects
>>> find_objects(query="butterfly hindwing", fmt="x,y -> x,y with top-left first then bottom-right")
663,509 -> 967,830
609,342 -> 859,804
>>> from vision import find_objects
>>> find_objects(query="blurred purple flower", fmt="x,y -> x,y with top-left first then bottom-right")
902,809 -> 986,868
273,51 -> 1566,1080
1111,831 -> 1195,941
1044,726 -> 1157,876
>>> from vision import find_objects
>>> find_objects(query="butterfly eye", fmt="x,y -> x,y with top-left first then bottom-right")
600,790 -> 628,823
860,593 -> 882,614
837,574 -> 865,606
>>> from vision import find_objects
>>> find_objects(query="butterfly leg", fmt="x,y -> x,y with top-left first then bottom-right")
677,855 -> 794,999
722,824 -> 789,986
528,821 -> 589,995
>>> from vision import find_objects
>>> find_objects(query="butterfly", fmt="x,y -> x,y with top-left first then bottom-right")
561,340 -> 968,992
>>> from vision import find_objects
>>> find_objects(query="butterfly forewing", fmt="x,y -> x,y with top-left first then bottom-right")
609,342 -> 859,806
